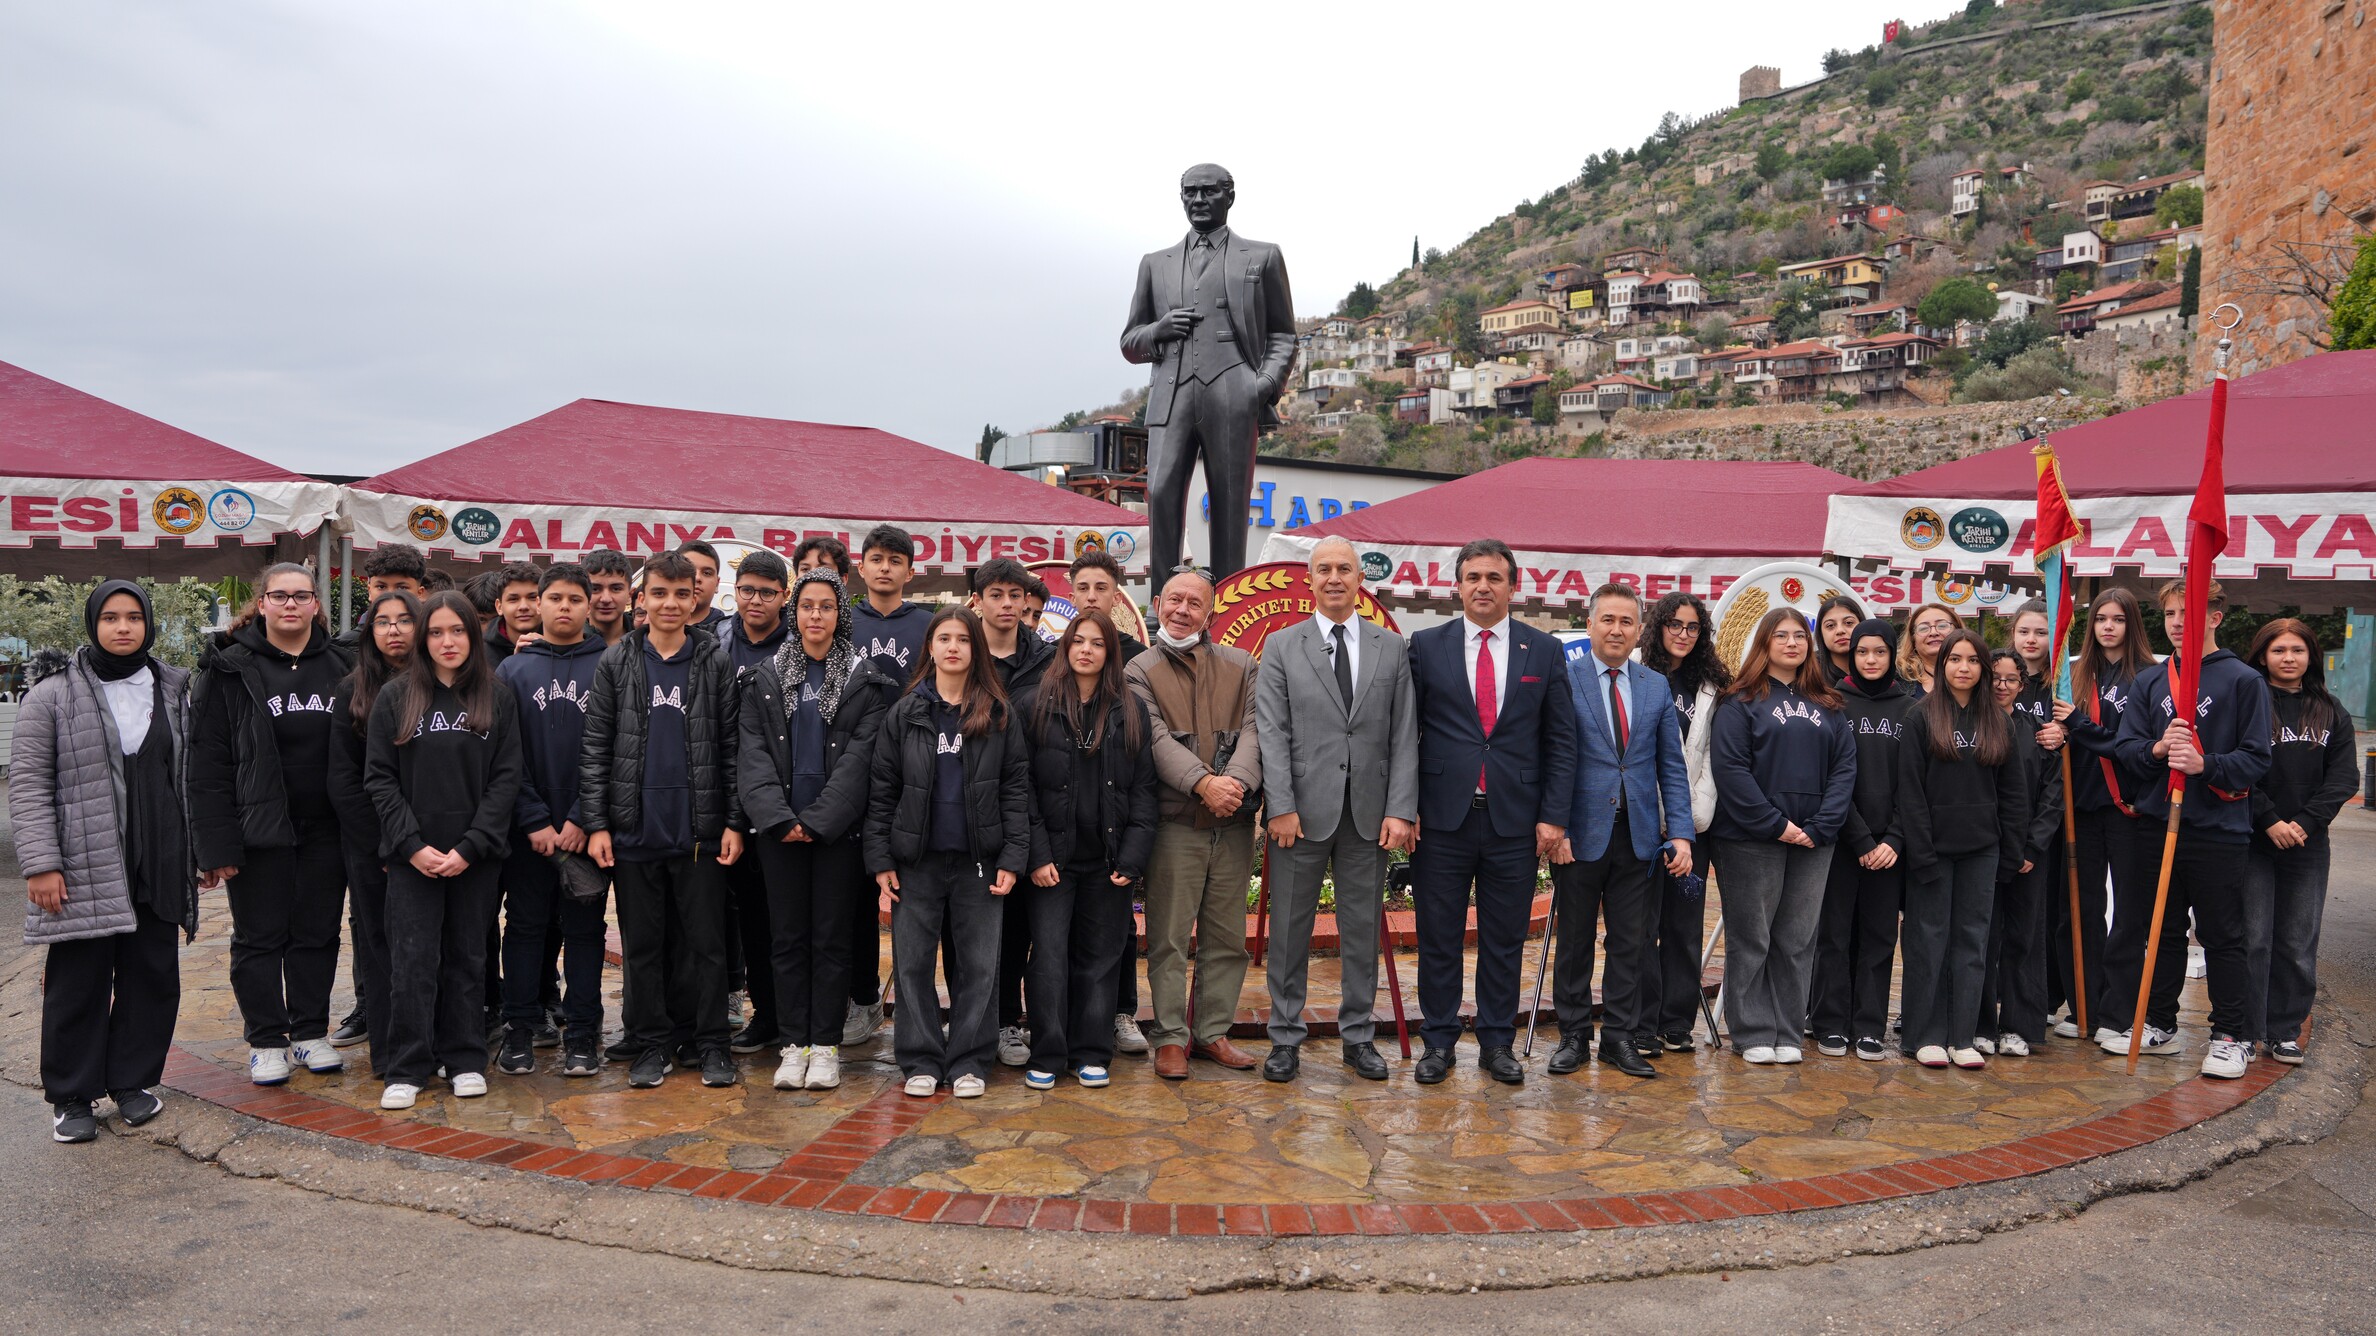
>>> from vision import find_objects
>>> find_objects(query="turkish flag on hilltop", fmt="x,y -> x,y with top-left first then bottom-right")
2169,374 -> 2231,798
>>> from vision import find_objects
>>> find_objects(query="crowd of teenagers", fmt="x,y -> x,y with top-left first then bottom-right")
15,530 -> 2354,1144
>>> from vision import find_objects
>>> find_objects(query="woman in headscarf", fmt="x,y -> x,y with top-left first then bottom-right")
735,568 -> 897,1093
11,581 -> 206,1143
1810,619 -> 1914,1062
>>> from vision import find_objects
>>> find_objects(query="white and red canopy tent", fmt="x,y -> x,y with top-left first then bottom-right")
1825,351 -> 2376,610
0,359 -> 339,580
344,399 -> 1150,576
1258,456 -> 1864,610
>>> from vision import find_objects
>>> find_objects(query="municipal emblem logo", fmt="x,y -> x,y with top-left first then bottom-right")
407,505 -> 449,542
152,486 -> 205,535
1901,506 -> 1945,552
452,507 -> 501,545
1936,578 -> 1976,606
1071,531 -> 1105,558
207,488 -> 256,532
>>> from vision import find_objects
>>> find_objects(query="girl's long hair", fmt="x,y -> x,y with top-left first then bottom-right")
236,560 -> 330,636
1918,629 -> 2010,765
1722,607 -> 1842,709
1816,594 -> 1866,675
1034,608 -> 1141,753
907,605 -> 1006,737
2247,617 -> 2339,740
1895,601 -> 1965,683
395,590 -> 496,742
1643,591 -> 1731,699
348,590 -> 421,736
2009,599 -> 2055,681
2070,586 -> 2155,706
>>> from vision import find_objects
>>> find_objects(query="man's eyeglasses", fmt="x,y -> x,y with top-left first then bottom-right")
734,586 -> 785,602
260,591 -> 317,608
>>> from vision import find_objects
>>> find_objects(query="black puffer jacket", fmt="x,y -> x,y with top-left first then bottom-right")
1015,683 -> 1159,880
736,653 -> 895,844
578,629 -> 740,843
187,622 -> 354,868
863,688 -> 1032,875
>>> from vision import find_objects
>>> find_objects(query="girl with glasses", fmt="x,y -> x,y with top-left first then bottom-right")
1895,602 -> 1963,694
1975,648 -> 2063,1058
188,563 -> 357,1086
323,590 -> 420,1078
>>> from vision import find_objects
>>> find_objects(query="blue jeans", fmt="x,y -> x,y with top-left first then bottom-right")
2246,831 -> 2329,1046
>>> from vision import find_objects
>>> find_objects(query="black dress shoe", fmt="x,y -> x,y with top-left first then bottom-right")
1341,1041 -> 1389,1081
1546,1037 -> 1587,1075
1481,1045 -> 1525,1084
1414,1046 -> 1453,1084
1262,1044 -> 1300,1082
1598,1036 -> 1657,1078
1631,1034 -> 1662,1061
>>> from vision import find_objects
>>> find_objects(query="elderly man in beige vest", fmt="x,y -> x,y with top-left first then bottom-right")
1124,568 -> 1263,1079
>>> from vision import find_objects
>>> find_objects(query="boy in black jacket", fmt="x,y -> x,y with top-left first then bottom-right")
492,564 -> 610,1077
2109,580 -> 2272,1078
582,552 -> 745,1089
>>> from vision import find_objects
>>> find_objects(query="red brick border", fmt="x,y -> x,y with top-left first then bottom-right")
159,1034 -> 2296,1236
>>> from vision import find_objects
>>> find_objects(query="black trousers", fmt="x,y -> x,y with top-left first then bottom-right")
1635,846 -> 1710,1044
1899,851 -> 1996,1053
498,851 -> 607,1041
849,872 -> 882,1008
1810,845 -> 1902,1043
613,853 -> 731,1052
757,837 -> 864,1048
225,831 -> 346,1048
2104,812 -> 2194,1034
340,848 -> 392,1075
41,906 -> 180,1105
890,852 -> 1005,1081
382,862 -> 500,1086
1065,863 -> 1136,1069
2108,828 -> 2251,1037
1980,855 -> 2052,1044
1411,801 -> 1539,1053
725,854 -> 774,1039
1014,873 -> 1078,1072
2051,805 -> 2126,1031
996,896 -> 1035,1030
1549,811 -> 1656,1040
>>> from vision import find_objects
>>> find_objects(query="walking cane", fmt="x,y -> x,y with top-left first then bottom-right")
1379,911 -> 1412,1058
1697,916 -> 1725,1043
1251,840 -> 1272,967
2059,746 -> 2088,1038
1523,888 -> 1556,1057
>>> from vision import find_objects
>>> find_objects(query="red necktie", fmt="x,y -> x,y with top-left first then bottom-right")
1607,666 -> 1629,751
1475,629 -> 1497,790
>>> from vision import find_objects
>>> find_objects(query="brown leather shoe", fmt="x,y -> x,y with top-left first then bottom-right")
1191,1036 -> 1258,1070
1153,1044 -> 1189,1080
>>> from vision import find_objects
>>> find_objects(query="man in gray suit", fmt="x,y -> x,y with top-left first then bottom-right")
1255,537 -> 1418,1081
1121,163 -> 1298,581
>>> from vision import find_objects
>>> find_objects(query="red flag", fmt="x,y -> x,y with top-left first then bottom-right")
2170,375 -> 2230,797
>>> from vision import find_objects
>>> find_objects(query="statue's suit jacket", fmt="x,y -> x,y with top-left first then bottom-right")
1120,229 -> 1297,429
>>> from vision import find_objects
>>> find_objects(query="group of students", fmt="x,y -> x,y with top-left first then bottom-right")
13,525 -> 2352,1144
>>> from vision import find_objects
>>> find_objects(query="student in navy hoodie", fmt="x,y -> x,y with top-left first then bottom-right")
2243,618 -> 2355,1066
1896,630 -> 2027,1070
1708,608 -> 1858,1066
363,591 -> 523,1110
489,564 -> 611,1079
844,524 -> 934,1045
1811,620 -> 1912,1062
582,551 -> 746,1091
1977,648 -> 2063,1058
2049,586 -> 2157,1040
2109,579 -> 2272,1079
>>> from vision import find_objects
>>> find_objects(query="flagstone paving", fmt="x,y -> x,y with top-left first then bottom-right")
164,885 -> 2295,1233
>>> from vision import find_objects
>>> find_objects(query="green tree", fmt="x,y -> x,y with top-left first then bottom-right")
1770,280 -> 1824,341
975,423 -> 1006,462
0,576 -> 223,668
2155,184 -> 2205,228
2332,234 -> 2376,351
1411,236 -> 1420,269
1960,316 -> 2056,383
1958,344 -> 2088,401
1822,48 -> 1853,74
1342,281 -> 1379,318
2179,245 -> 2202,318
1820,143 -> 1880,183
1754,142 -> 1788,180
1869,133 -> 1903,186
2054,268 -> 2092,301
1918,276 -> 1997,328
1531,386 -> 1560,425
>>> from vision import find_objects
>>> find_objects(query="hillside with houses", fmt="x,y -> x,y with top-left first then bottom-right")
1253,0 -> 2214,480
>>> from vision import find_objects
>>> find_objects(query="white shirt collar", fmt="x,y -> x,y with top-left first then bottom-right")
1465,616 -> 1508,642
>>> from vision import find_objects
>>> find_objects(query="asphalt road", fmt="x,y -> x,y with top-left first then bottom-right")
2,812 -> 2373,1334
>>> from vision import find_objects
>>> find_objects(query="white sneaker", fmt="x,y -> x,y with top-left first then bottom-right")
773,1045 -> 811,1090
380,1083 -> 419,1110
451,1072 -> 487,1097
1774,1045 -> 1804,1064
1950,1047 -> 1986,1070
1113,1013 -> 1150,1055
902,1074 -> 937,1098
2092,1026 -> 2123,1047
289,1038 -> 344,1073
1998,1032 -> 2031,1057
996,1027 -> 1030,1067
842,1000 -> 883,1047
952,1074 -> 987,1098
2054,1018 -> 2081,1039
1740,1045 -> 1777,1064
1915,1045 -> 1951,1067
804,1046 -> 841,1090
248,1047 -> 292,1086
1972,1035 -> 1997,1056
2201,1035 -> 2251,1079
2100,1026 -> 2180,1056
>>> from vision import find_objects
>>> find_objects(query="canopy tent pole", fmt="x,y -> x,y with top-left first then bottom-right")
338,534 -> 354,631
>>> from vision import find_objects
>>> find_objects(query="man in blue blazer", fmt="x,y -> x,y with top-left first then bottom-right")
1407,539 -> 1577,1085
1549,585 -> 1696,1079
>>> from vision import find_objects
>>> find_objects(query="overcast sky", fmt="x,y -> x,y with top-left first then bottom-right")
0,1 -> 1952,476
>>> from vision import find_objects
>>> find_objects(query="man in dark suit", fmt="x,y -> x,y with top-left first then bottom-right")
1120,163 -> 1298,581
1549,584 -> 1696,1080
1406,538 -> 1576,1085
